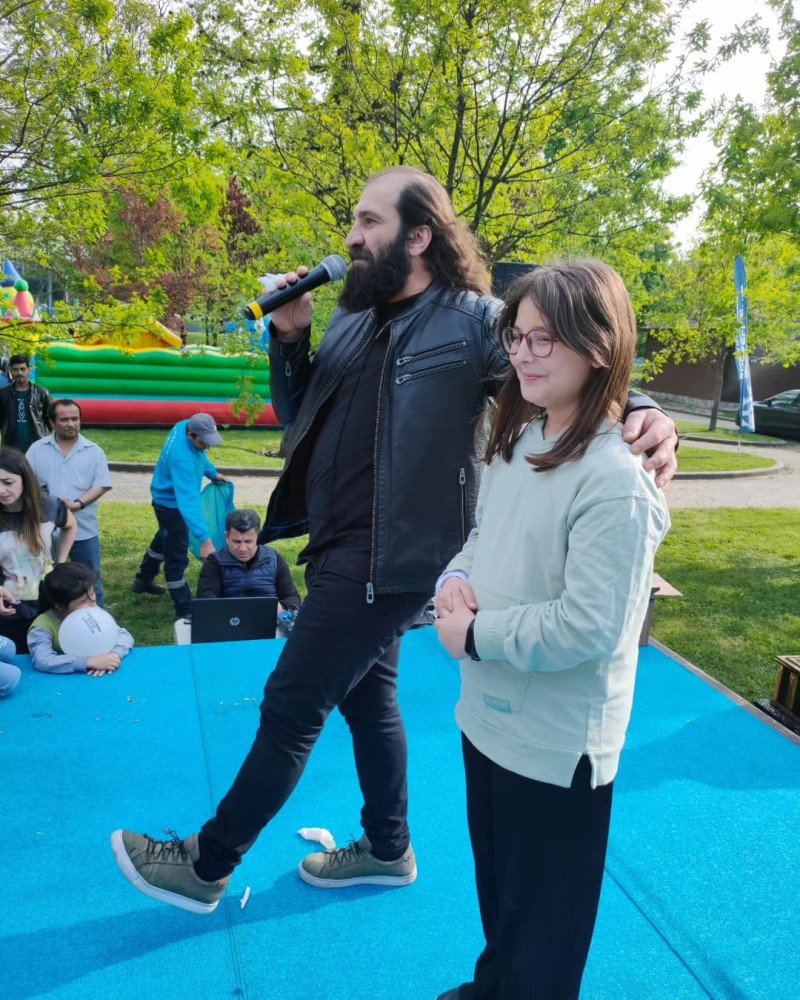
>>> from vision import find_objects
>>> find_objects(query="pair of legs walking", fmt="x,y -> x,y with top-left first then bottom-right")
198,554 -> 427,878
442,738 -> 613,1000
114,551 -> 427,907
135,503 -> 192,619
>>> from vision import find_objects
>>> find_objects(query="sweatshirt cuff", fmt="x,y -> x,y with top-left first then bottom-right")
472,610 -> 511,662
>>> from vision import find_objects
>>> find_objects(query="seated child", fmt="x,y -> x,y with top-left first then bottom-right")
0,660 -> 21,697
28,563 -> 134,677
0,631 -> 20,696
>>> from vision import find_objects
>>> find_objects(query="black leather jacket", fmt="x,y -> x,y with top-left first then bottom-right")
261,282 -> 506,596
261,281 -> 660,598
0,382 -> 51,447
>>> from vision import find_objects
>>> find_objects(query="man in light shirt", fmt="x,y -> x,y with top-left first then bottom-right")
27,399 -> 112,606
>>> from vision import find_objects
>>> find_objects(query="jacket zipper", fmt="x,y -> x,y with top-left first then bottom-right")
395,340 -> 467,366
367,320 -> 395,604
396,358 -> 467,385
458,466 -> 467,546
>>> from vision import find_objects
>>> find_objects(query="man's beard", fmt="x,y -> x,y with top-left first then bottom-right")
339,230 -> 413,312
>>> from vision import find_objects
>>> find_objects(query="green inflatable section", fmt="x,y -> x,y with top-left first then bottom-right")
36,343 -> 272,401
39,344 -> 269,371
38,363 -> 269,385
40,378 -> 262,398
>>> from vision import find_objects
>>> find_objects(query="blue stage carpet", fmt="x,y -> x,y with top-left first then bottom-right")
2,631 -> 798,999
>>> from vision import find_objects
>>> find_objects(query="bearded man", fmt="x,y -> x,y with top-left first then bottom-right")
112,167 -> 678,914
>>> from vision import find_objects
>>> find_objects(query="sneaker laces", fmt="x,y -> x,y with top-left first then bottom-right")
144,829 -> 189,862
326,839 -> 367,869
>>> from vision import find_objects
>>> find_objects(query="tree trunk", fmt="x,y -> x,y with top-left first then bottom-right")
708,346 -> 728,431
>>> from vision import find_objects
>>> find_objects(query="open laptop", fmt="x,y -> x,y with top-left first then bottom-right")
191,596 -> 278,644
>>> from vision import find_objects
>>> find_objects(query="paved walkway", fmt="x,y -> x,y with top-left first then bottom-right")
100,411 -> 800,511
101,470 -> 278,508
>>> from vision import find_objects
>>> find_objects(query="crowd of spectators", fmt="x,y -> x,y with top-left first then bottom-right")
0,392 -> 297,697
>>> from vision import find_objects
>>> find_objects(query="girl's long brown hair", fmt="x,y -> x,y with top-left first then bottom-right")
485,259 -> 637,472
0,447 -> 47,556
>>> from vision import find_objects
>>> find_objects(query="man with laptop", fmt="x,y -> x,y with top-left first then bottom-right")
192,509 -> 301,643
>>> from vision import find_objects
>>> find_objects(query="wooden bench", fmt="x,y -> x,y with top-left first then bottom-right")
772,655 -> 800,722
639,573 -> 682,646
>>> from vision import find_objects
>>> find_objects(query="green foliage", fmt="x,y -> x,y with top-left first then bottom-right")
642,233 -> 800,427
704,4 -> 800,246
235,0 -> 705,264
0,0 -> 211,255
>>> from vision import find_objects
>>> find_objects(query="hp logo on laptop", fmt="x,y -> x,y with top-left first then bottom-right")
229,616 -> 241,627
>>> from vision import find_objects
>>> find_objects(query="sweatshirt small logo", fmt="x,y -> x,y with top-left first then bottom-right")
483,694 -> 512,713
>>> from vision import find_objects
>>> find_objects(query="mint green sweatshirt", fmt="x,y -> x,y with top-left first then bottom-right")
444,419 -> 670,789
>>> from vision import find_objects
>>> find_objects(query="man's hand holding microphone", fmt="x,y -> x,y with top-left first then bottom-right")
244,255 -> 347,341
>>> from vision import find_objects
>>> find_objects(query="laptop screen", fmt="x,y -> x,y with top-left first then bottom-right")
191,597 -> 279,644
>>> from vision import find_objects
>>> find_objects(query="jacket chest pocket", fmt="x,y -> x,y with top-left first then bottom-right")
394,340 -> 468,384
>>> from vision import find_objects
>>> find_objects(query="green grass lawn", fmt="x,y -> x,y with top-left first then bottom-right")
653,509 -> 800,702
88,427 -> 286,468
675,420 -> 782,445
98,503 -> 799,707
90,427 -> 776,473
676,446 -> 776,473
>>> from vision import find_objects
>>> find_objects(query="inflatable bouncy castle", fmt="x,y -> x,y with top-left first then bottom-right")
1,261 -> 279,427
34,342 -> 278,427
0,260 -> 40,324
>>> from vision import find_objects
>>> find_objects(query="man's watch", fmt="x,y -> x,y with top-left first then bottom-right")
73,499 -> 85,509
465,618 -> 481,661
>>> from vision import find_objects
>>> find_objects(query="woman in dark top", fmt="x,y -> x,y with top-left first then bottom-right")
0,448 -> 77,652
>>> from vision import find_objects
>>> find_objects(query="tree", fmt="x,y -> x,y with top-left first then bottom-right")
209,0 -> 709,266
65,186 -> 223,331
643,233 -> 800,429
0,0 -> 209,253
704,1 -> 800,246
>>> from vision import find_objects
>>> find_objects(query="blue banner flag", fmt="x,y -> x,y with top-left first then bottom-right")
734,256 -> 755,433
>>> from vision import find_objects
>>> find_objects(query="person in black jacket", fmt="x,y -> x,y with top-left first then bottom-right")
196,508 -> 300,619
112,167 -> 679,915
0,355 -> 51,451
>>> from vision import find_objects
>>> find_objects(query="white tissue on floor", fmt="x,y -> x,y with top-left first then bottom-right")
297,827 -> 336,851
239,885 -> 251,910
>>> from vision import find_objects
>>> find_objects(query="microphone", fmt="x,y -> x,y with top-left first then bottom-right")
244,254 -> 348,322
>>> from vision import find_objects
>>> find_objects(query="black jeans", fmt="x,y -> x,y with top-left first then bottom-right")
196,553 -> 428,880
461,736 -> 613,1000
137,503 -> 193,619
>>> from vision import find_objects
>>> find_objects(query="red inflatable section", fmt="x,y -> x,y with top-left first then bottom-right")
75,398 -> 280,427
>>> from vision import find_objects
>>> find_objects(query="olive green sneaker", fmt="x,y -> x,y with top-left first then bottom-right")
298,834 -> 417,888
111,829 -> 229,914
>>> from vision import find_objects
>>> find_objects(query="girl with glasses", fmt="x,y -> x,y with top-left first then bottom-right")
433,259 -> 670,1000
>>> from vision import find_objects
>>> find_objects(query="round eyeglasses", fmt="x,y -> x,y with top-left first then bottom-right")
500,326 -> 557,358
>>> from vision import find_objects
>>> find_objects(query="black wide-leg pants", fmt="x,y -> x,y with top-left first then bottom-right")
460,735 -> 614,1000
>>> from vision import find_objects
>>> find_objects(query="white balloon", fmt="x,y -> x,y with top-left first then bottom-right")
58,607 -> 119,657
0,635 -> 16,661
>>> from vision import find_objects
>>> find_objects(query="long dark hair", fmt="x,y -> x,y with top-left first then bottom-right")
0,447 -> 47,556
485,259 -> 637,472
369,167 -> 491,295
